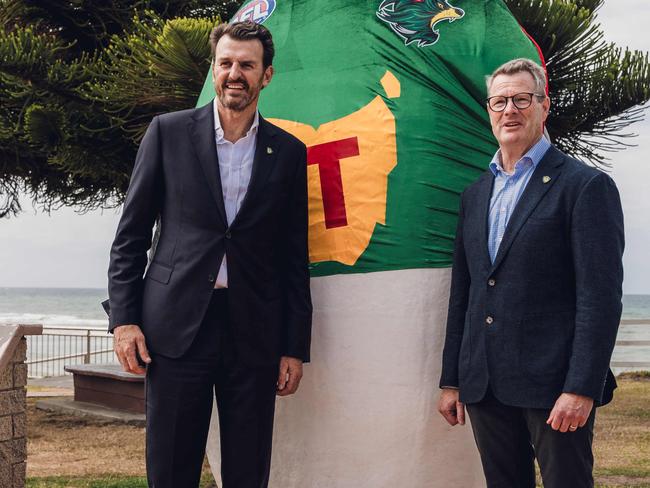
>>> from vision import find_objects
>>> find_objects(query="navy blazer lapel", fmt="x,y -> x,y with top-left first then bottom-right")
474,172 -> 495,271
230,116 -> 279,228
188,102 -> 227,226
490,145 -> 565,271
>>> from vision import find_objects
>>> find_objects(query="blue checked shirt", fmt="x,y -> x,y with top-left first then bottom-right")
487,136 -> 551,262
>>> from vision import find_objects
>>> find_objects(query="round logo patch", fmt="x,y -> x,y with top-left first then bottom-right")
232,0 -> 277,24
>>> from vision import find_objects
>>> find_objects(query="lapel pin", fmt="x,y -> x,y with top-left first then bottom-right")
543,176 -> 551,184
266,146 -> 273,155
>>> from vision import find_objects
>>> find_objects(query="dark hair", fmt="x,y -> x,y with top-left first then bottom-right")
209,21 -> 275,68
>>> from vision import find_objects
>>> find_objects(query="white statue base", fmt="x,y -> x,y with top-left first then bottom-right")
207,268 -> 484,487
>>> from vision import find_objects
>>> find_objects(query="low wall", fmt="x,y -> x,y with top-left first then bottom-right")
0,325 -> 42,488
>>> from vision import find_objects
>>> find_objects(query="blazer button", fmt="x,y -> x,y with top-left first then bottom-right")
208,274 -> 215,283
485,316 -> 494,325
225,231 -> 232,239
488,278 -> 496,287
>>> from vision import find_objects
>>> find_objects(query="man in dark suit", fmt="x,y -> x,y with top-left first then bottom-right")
107,21 -> 312,488
437,58 -> 624,488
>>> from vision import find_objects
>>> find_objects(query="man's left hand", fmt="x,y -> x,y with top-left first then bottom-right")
276,356 -> 303,396
546,393 -> 594,433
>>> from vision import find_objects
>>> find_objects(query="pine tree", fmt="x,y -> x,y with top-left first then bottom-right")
0,0 -> 238,216
505,0 -> 650,167
1,0 -> 649,217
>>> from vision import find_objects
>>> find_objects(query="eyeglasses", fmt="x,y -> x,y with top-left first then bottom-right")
486,92 -> 546,112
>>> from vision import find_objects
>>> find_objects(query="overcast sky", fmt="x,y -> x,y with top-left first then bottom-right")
1,1 -> 649,293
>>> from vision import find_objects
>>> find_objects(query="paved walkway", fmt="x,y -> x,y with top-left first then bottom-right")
28,374 -> 145,424
27,375 -> 73,397
36,397 -> 145,426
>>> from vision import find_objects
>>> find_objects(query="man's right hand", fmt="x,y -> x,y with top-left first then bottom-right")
437,388 -> 465,426
113,325 -> 152,375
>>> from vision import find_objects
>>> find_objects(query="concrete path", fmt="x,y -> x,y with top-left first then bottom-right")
27,375 -> 73,397
35,397 -> 145,426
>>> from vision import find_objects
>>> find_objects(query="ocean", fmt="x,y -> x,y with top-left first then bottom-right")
1,287 -> 649,329
620,294 -> 650,320
0,287 -> 109,328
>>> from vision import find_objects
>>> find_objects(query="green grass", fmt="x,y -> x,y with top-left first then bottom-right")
26,476 -> 147,488
596,485 -> 650,488
597,467 -> 650,478
26,473 -> 216,488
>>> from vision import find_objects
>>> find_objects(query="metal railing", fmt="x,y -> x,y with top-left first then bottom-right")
611,319 -> 650,371
26,326 -> 116,378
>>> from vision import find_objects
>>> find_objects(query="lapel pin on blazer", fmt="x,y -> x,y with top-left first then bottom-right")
267,146 -> 273,155
543,176 -> 551,184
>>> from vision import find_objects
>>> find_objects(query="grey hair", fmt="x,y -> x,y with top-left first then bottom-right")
486,58 -> 547,96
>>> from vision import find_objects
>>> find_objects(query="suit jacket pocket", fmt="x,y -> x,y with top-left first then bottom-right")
145,261 -> 173,284
519,311 -> 574,379
260,180 -> 289,200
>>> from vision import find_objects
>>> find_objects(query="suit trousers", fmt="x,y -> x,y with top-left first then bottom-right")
145,290 -> 279,488
466,386 -> 596,488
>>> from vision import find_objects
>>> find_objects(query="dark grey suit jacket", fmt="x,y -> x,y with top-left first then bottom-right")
439,145 -> 624,408
108,102 -> 312,365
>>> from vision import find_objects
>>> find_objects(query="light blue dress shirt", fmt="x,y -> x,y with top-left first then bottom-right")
487,136 -> 551,262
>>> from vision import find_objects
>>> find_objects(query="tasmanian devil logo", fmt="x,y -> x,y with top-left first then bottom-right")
377,0 -> 465,47
269,71 -> 401,266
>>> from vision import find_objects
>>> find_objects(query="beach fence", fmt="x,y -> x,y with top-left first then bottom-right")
26,326 -> 115,377
611,319 -> 650,374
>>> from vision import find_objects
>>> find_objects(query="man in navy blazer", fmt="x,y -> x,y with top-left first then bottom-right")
108,22 -> 312,487
438,58 -> 624,488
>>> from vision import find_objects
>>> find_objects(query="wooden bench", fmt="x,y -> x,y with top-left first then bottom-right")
64,363 -> 145,414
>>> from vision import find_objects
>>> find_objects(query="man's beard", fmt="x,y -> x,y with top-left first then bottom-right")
217,78 -> 261,112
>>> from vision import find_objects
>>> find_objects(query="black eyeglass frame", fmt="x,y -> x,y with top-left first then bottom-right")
485,92 -> 546,112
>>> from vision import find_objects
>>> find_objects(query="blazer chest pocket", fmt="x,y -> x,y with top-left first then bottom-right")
262,180 -> 289,200
519,311 -> 574,379
521,217 -> 566,249
527,216 -> 561,225
146,261 -> 173,284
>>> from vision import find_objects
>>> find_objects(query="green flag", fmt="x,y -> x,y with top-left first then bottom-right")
197,0 -> 541,277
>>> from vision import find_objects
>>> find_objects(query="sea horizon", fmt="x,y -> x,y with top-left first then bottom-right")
1,286 -> 650,329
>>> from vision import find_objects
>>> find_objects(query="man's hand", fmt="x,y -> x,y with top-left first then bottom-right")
276,356 -> 303,396
438,388 -> 465,426
114,324 -> 151,375
546,392 -> 594,433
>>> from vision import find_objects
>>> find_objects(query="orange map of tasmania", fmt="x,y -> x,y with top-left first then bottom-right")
269,70 -> 400,265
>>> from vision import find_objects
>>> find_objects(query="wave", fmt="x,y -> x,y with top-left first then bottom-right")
0,313 -> 108,328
